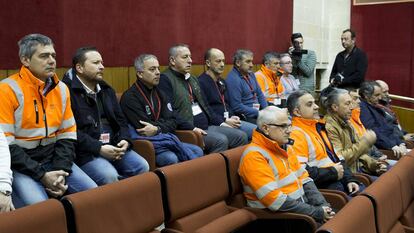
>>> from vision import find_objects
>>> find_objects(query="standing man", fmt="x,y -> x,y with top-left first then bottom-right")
120,54 -> 203,166
0,34 -> 97,207
199,48 -> 257,139
159,44 -> 247,154
330,29 -> 368,89
254,52 -> 284,105
63,47 -> 149,185
225,49 -> 268,123
289,33 -> 317,94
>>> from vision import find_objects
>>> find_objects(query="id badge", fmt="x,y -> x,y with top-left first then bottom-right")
252,103 -> 260,110
223,111 -> 229,119
273,98 -> 281,105
99,133 -> 110,144
192,103 -> 202,116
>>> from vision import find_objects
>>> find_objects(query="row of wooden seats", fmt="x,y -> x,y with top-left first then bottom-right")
0,146 -> 352,233
318,152 -> 414,233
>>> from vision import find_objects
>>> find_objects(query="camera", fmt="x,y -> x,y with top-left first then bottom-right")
291,40 -> 308,60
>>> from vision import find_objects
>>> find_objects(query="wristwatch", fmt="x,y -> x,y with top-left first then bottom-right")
0,190 -> 11,196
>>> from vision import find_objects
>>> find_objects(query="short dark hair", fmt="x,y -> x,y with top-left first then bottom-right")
262,52 -> 279,65
324,88 -> 349,112
342,29 -> 356,39
359,81 -> 381,100
233,49 -> 253,65
291,33 -> 303,43
72,46 -> 98,69
287,90 -> 310,115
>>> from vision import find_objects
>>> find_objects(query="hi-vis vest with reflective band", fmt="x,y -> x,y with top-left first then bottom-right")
290,117 -> 343,169
0,66 -> 77,149
239,133 -> 307,211
255,65 -> 284,102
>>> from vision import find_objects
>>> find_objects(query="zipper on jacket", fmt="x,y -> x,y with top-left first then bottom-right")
38,88 -> 48,136
34,100 -> 39,124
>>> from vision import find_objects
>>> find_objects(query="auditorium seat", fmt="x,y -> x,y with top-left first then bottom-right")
62,172 -> 164,233
0,199 -> 68,233
220,146 -> 346,233
361,171 -> 414,233
155,153 -> 257,233
316,195 -> 376,233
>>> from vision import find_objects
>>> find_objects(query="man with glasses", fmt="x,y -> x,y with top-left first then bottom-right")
239,106 -> 334,223
280,53 -> 300,99
288,90 -> 361,195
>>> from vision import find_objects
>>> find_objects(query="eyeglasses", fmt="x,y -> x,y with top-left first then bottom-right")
280,61 -> 292,65
267,123 -> 292,131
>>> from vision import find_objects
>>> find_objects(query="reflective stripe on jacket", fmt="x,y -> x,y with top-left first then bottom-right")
0,66 -> 76,150
239,130 -> 307,211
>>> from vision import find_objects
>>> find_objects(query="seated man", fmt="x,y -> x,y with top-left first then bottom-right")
225,49 -> 268,123
287,90 -> 361,195
323,88 -> 387,177
120,54 -> 203,166
359,81 -> 407,158
376,80 -> 414,142
0,34 -> 97,207
280,53 -> 300,98
159,44 -> 248,154
63,47 -> 149,185
239,106 -> 334,223
0,128 -> 13,212
254,52 -> 285,106
198,48 -> 256,140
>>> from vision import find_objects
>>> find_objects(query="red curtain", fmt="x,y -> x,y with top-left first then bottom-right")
0,0 -> 292,69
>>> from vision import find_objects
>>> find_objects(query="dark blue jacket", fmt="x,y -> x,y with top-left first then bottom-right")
63,70 -> 132,166
360,100 -> 403,150
224,67 -> 267,118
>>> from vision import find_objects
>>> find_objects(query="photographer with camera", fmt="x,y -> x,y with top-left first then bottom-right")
329,29 -> 368,89
289,33 -> 317,94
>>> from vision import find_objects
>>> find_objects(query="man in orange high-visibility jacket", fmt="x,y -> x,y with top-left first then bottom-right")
0,34 -> 97,208
287,90 -> 361,195
255,52 -> 285,106
239,106 -> 334,222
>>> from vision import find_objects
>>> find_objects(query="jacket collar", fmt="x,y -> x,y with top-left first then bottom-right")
66,69 -> 110,93
259,65 -> 277,79
19,65 -> 59,91
251,130 -> 289,158
325,112 -> 349,128
292,116 -> 318,128
169,67 -> 188,79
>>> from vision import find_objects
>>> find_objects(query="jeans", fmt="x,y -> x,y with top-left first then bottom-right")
238,120 -> 257,140
203,125 -> 248,154
156,142 -> 204,167
80,149 -> 149,186
12,163 -> 97,208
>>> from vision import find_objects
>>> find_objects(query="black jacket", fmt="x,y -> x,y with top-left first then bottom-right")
329,46 -> 368,89
63,71 -> 132,166
120,80 -> 176,133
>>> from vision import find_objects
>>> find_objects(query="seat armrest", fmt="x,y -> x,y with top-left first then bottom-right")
133,140 -> 156,170
175,130 -> 204,149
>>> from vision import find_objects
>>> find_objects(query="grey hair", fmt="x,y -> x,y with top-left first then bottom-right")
262,52 -> 279,65
233,49 -> 253,65
279,53 -> 291,61
359,81 -> 381,100
168,43 -> 189,58
134,54 -> 158,72
18,34 -> 53,59
287,90 -> 310,115
323,88 -> 349,112
257,106 -> 288,129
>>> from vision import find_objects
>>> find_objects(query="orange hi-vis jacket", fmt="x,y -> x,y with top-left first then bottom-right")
350,108 -> 366,137
255,65 -> 284,103
290,117 -> 343,170
239,130 -> 309,211
0,66 -> 77,149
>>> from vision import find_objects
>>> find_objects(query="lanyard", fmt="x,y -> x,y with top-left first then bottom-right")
242,75 -> 257,100
187,82 -> 194,103
134,82 -> 161,121
213,81 -> 227,111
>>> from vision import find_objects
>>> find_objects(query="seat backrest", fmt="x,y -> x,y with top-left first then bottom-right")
156,153 -> 230,232
388,155 -> 414,227
317,195 -> 376,233
63,172 -> 163,233
0,199 -> 67,233
220,146 -> 247,208
362,171 -> 405,233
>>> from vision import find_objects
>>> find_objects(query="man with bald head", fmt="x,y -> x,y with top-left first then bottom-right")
198,48 -> 256,139
376,80 -> 414,142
